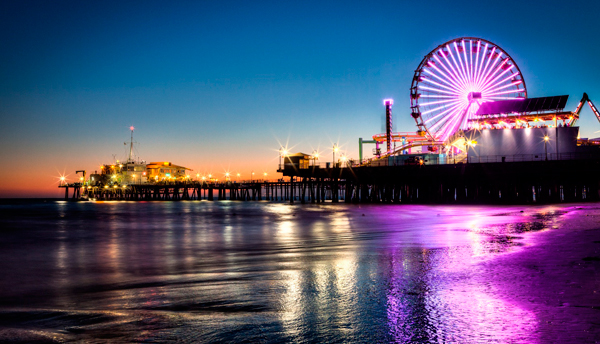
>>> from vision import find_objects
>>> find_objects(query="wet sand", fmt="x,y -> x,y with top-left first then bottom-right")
481,205 -> 600,343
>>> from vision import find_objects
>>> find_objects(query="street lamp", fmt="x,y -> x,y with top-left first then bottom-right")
340,154 -> 348,167
333,144 -> 339,167
465,139 -> 476,163
251,171 -> 254,183
279,147 -> 288,169
279,147 -> 284,169
236,173 -> 240,181
263,172 -> 267,181
544,135 -> 549,161
312,150 -> 319,167
225,172 -> 230,181
60,176 -> 65,186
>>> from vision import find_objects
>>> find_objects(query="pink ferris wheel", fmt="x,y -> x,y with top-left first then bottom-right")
410,37 -> 527,142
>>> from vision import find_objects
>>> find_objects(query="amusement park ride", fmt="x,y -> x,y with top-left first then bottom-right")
361,37 -> 600,166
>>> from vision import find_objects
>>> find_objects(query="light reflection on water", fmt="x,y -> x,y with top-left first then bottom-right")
0,201 -> 569,342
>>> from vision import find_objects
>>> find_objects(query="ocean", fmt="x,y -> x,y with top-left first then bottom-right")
0,200 -> 597,343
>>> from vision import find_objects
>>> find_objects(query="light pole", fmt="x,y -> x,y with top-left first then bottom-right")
279,148 -> 288,170
225,172 -> 230,182
544,135 -> 549,161
312,150 -> 319,167
279,147 -> 283,169
465,140 -> 476,163
263,172 -> 267,181
333,144 -> 339,167
237,173 -> 240,182
251,171 -> 254,183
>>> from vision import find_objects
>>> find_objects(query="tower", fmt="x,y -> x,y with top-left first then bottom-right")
384,99 -> 393,152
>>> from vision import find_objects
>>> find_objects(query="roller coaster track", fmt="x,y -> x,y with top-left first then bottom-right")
359,140 -> 445,166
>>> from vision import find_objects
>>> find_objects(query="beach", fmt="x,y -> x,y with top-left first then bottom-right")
0,201 -> 598,343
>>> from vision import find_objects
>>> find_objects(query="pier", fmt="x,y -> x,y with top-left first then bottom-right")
59,180 -> 345,203
60,155 -> 600,204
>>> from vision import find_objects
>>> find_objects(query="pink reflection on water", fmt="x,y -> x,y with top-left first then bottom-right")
381,205 -> 554,342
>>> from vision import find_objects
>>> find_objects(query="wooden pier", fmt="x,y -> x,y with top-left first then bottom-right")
60,157 -> 600,204
59,181 -> 346,203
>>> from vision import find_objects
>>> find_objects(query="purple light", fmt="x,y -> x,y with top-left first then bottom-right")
384,99 -> 394,105
432,55 -> 465,90
413,38 -> 526,141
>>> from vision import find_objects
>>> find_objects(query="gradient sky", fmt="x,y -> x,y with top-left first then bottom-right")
1,0 -> 600,197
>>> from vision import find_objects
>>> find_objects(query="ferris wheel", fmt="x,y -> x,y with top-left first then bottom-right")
410,37 -> 527,142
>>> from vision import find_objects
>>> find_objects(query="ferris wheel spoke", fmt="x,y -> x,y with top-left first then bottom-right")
469,40 -> 474,83
481,57 -> 511,90
477,57 -> 503,90
474,43 -> 488,88
440,104 -> 470,141
425,62 -> 465,93
481,72 -> 520,92
480,73 -> 521,94
419,98 -> 464,107
424,101 -> 467,125
459,40 -> 471,86
453,42 -> 470,87
447,44 -> 469,86
475,48 -> 501,89
441,49 -> 469,89
419,85 -> 461,97
436,113 -> 463,140
484,88 -> 525,97
419,94 -> 456,99
488,96 -> 524,100
421,99 -> 464,115
480,66 -> 514,93
420,75 -> 462,96
433,55 -> 468,90
467,103 -> 480,123
462,40 -> 471,86
473,41 -> 482,86
475,46 -> 495,88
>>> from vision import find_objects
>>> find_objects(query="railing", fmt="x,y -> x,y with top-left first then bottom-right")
277,151 -> 600,170
467,152 -> 600,163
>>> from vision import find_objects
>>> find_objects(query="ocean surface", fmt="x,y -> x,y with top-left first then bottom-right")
0,200 -> 592,343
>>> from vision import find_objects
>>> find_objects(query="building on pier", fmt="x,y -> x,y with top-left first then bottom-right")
146,162 -> 191,182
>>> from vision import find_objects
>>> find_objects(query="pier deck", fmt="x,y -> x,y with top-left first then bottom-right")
60,157 -> 600,204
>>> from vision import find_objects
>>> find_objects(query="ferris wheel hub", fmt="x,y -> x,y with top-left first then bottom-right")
468,92 -> 482,102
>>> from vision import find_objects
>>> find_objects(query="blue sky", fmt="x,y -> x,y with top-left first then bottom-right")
1,0 -> 600,196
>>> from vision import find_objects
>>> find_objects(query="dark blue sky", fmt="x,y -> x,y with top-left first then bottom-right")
2,0 -> 600,196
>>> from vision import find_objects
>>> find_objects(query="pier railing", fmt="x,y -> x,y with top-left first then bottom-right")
346,151 -> 600,167
467,152 -> 600,163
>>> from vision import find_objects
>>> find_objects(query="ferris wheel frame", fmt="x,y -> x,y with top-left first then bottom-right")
410,37 -> 527,142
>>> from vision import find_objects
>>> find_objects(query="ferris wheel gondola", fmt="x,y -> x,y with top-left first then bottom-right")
410,37 -> 527,142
